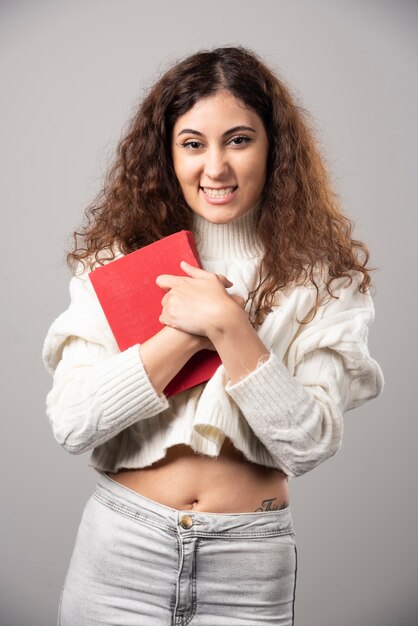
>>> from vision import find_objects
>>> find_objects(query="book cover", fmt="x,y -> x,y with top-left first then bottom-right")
88,231 -> 222,397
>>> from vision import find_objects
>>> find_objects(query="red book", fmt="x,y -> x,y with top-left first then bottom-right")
88,231 -> 222,397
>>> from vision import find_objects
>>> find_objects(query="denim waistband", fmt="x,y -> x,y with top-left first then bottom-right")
93,472 -> 295,539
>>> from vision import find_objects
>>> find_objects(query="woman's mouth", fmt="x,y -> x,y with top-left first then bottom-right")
200,186 -> 238,203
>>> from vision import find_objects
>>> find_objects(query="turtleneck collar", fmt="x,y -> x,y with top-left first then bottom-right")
191,203 -> 264,261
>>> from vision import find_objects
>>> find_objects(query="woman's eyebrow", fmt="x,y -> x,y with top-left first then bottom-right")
177,125 -> 257,137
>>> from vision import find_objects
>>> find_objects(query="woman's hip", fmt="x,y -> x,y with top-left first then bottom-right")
58,471 -> 297,625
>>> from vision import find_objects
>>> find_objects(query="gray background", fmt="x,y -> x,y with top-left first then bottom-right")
1,1 -> 417,624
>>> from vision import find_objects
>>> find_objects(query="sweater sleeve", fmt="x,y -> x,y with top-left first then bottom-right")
41,265 -> 169,454
224,272 -> 385,477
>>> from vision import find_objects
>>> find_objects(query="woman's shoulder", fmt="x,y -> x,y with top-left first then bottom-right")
265,261 -> 373,330
42,245 -> 124,375
66,243 -> 130,322
284,261 -> 366,298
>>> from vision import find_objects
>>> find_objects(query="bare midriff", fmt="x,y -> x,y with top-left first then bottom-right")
107,437 -> 289,513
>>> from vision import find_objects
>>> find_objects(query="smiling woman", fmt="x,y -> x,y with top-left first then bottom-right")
171,92 -> 269,224
42,45 -> 384,625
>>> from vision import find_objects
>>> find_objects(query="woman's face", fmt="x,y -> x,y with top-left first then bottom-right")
171,91 -> 269,224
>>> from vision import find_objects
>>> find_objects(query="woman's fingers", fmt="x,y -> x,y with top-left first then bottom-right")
229,294 -> 246,308
180,261 -> 234,288
158,262 -> 233,290
155,274 -> 176,290
179,260 -> 206,275
215,273 -> 234,288
156,261 -> 241,336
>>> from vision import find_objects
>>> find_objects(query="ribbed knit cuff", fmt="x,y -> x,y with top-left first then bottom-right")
224,351 -> 308,427
95,344 -> 170,430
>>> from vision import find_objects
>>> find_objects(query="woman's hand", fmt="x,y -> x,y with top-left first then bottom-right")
199,293 -> 247,351
155,261 -> 246,343
157,264 -> 269,388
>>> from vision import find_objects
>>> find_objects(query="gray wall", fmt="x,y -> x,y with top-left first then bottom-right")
1,1 -> 417,624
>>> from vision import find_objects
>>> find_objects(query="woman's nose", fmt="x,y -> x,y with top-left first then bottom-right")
203,147 -> 230,180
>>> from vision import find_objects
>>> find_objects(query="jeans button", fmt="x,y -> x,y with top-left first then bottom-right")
179,515 -> 193,529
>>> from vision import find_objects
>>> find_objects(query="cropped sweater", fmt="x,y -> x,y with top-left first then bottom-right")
42,206 -> 384,477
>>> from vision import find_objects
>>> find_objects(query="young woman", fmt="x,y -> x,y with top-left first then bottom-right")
42,46 -> 384,625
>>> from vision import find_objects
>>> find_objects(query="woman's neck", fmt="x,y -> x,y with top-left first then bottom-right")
191,204 -> 263,261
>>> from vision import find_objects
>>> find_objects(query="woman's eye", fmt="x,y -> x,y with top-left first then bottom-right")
229,135 -> 251,146
182,140 -> 203,150
180,136 -> 251,150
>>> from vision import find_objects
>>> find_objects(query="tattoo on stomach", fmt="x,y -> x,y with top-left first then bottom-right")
255,497 -> 289,512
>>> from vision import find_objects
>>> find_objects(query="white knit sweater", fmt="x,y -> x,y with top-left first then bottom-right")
42,206 -> 384,477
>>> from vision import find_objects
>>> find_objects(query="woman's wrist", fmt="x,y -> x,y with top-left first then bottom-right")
162,324 -> 206,354
207,300 -> 247,341
140,325 -> 208,396
206,306 -> 270,385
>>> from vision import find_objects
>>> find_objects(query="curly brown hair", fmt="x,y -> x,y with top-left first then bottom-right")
67,45 -> 375,327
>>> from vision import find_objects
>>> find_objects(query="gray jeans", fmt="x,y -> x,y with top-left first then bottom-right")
58,472 -> 297,625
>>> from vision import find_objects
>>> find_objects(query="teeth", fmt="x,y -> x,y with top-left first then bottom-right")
202,187 -> 235,198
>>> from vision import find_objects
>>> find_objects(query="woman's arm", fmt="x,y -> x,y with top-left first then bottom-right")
139,326 -> 204,395
206,275 -> 384,478
149,261 -> 383,478
207,306 -> 271,384
43,269 -> 206,455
